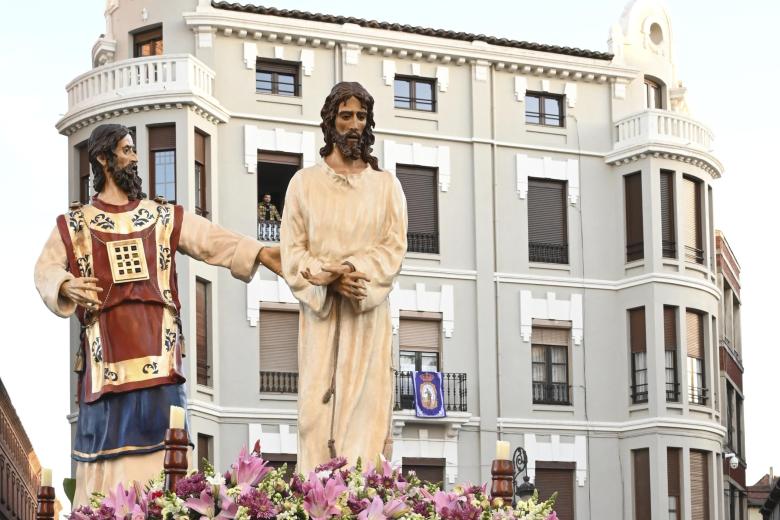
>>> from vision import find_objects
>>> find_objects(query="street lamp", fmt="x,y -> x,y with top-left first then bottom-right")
513,447 -> 535,504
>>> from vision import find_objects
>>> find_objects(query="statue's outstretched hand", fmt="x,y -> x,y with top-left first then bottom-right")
301,266 -> 341,286
60,277 -> 103,310
259,246 -> 282,276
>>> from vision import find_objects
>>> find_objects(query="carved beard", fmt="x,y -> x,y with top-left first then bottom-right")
110,160 -> 145,200
333,130 -> 365,161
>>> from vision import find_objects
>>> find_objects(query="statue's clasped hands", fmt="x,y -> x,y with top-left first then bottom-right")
60,277 -> 103,310
302,263 -> 371,301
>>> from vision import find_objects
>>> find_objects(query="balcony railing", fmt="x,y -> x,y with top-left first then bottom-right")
529,242 -> 568,264
532,382 -> 570,405
666,382 -> 680,402
630,383 -> 649,404
662,240 -> 677,259
394,371 -> 467,412
684,245 -> 704,264
407,232 -> 439,254
196,361 -> 211,387
259,371 -> 298,393
258,221 -> 281,242
688,386 -> 709,406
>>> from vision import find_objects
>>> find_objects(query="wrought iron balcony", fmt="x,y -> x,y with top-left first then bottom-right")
529,242 -> 568,264
532,382 -> 570,405
394,371 -> 467,412
688,386 -> 709,406
407,232 -> 439,254
258,221 -> 281,242
630,383 -> 649,404
196,361 -> 211,387
666,382 -> 680,403
259,371 -> 298,393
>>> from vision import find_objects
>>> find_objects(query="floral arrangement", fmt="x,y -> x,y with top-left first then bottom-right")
70,442 -> 557,520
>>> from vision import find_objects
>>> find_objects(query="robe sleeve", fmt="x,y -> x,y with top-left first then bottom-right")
280,174 -> 332,317
343,175 -> 408,313
34,226 -> 77,318
178,211 -> 265,282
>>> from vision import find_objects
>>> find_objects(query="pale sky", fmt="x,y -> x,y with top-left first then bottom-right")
0,0 -> 776,502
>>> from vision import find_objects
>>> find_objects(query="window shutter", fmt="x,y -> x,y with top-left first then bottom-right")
197,434 -> 212,474
528,179 -> 567,245
256,59 -> 299,75
259,310 -> 299,372
401,458 -> 445,485
196,279 -> 209,386
258,151 -> 302,166
633,449 -> 651,520
686,311 -> 704,358
396,165 -> 438,235
660,170 -> 675,257
690,450 -> 710,520
531,327 -> 569,346
667,448 -> 681,497
400,319 -> 440,353
664,306 -> 678,350
149,125 -> 176,151
624,172 -> 644,261
683,177 -> 703,260
134,26 -> 162,42
195,131 -> 206,164
534,467 -> 574,520
628,307 -> 646,353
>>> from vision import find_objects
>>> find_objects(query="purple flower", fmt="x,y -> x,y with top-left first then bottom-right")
546,513 -> 559,520
231,446 -> 271,492
347,496 -> 369,514
314,456 -> 348,473
302,472 -> 347,520
103,483 -> 137,520
176,473 -> 208,498
411,501 -> 430,515
237,489 -> 277,520
70,506 -> 98,520
433,491 -> 460,514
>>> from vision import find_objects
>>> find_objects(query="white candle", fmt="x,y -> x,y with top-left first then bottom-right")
169,406 -> 185,429
496,440 -> 510,461
41,468 -> 52,487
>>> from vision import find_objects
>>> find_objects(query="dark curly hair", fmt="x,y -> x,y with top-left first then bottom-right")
319,82 -> 380,171
88,124 -> 146,200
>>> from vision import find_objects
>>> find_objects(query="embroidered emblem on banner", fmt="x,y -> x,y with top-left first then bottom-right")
106,238 -> 150,283
413,371 -> 446,418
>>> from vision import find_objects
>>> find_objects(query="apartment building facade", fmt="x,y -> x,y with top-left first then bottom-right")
56,0 -> 742,517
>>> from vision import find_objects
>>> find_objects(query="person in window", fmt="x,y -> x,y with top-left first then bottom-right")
257,193 -> 282,222
34,124 -> 281,507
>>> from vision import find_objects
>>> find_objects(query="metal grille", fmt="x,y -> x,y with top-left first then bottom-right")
259,371 -> 298,393
407,231 -> 439,254
529,242 -> 568,264
258,221 -> 281,242
532,382 -> 570,405
394,371 -> 467,412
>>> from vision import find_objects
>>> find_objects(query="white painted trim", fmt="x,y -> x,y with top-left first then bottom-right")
400,264 -> 478,280
389,283 -> 455,337
246,274 -> 298,326
344,44 -> 361,65
524,433 -> 587,486
382,59 -> 396,86
499,416 -> 727,437
541,79 -> 550,92
300,48 -> 314,76
474,61 -> 489,82
564,82 -> 577,108
243,42 -> 256,69
514,76 -> 527,101
248,423 -> 297,454
520,290 -> 583,345
274,45 -> 284,59
410,63 -> 421,76
515,153 -> 579,204
243,124 -> 316,174
383,140 -> 451,192
436,66 -> 449,92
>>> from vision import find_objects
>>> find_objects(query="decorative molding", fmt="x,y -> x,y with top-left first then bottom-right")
344,43 -> 361,65
519,290 -> 583,345
541,79 -> 550,92
196,26 -> 215,48
383,140 -> 451,192
612,79 -> 628,99
300,48 -> 314,76
274,45 -> 284,59
524,433 -> 587,486
92,38 -> 117,67
499,415 -> 726,437
243,41 -> 256,69
243,124 -> 316,174
246,274 -> 298,326
474,61 -> 489,82
248,423 -> 297,454
382,59 -> 396,86
564,82 -> 577,108
515,154 -> 579,203
410,63 -> 421,76
514,76 -> 527,101
389,283 -> 454,337
436,66 -> 449,92
391,416 -> 468,485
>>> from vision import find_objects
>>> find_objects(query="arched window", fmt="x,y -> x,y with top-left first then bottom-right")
644,77 -> 664,109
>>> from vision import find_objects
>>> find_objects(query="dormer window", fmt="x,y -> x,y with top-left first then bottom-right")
134,26 -> 163,58
644,77 -> 663,109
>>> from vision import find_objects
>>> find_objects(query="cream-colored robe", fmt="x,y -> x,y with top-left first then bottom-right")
280,163 -> 407,473
35,209 -> 265,507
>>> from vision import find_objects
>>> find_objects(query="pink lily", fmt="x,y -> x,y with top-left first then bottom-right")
546,513 -> 559,520
103,482 -> 137,520
231,445 -> 271,491
185,489 -> 238,520
433,490 -> 461,514
303,471 -> 347,520
357,496 -> 387,520
383,498 -> 409,518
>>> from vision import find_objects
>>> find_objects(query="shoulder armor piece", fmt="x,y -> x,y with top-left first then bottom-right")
69,200 -> 84,210
153,196 -> 168,205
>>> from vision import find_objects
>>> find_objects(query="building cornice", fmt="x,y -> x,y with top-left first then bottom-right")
182,10 -> 639,84
498,416 -> 727,439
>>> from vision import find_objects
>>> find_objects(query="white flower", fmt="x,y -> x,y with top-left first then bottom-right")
206,474 -> 226,487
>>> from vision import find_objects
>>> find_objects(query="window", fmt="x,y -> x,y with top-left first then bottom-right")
528,178 -> 568,264
397,316 -> 441,409
664,306 -> 680,402
667,448 -> 681,520
629,307 -> 648,404
690,450 -> 710,520
708,186 -> 715,268
194,130 -> 209,218
525,92 -> 564,127
133,26 -> 163,58
257,151 -> 301,242
262,453 -> 296,481
77,141 -> 90,204
624,172 -> 644,262
197,434 -> 212,474
534,462 -> 574,520
402,457 -> 445,485
682,176 -> 704,264
645,77 -> 663,109
149,125 -> 176,202
633,449 -> 651,520
686,311 -> 707,405
196,278 -> 211,387
531,326 -> 569,405
396,165 -> 439,254
259,308 -> 299,393
394,76 -> 436,112
726,383 -> 744,456
255,59 -> 300,96
660,170 -> 676,258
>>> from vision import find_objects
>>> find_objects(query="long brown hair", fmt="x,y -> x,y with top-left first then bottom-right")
319,82 -> 380,171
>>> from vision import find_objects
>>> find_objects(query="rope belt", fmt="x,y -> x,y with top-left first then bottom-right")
321,297 -> 342,459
